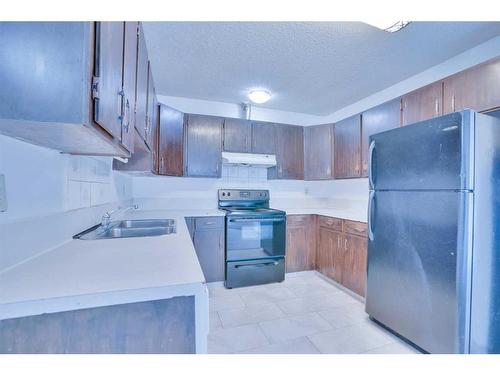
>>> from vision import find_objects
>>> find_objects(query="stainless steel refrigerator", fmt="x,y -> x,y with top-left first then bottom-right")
365,109 -> 500,354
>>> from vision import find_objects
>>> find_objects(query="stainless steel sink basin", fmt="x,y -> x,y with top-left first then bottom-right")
74,219 -> 176,240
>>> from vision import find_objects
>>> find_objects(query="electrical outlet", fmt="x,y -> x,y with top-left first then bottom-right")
0,174 -> 7,212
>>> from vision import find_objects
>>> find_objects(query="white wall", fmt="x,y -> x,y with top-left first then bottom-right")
157,95 -> 326,126
0,135 -> 133,224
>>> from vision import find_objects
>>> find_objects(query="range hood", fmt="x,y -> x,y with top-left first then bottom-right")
221,152 -> 277,168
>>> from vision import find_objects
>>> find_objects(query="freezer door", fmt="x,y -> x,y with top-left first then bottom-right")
369,111 -> 473,191
365,190 -> 473,353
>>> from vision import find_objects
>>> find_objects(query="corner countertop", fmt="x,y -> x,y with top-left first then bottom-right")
0,209 -> 224,321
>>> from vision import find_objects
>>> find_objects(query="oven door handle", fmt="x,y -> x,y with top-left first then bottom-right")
234,261 -> 279,269
228,217 -> 285,223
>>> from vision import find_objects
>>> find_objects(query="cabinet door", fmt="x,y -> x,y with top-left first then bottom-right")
361,99 -> 401,177
151,98 -> 159,174
304,124 -> 333,180
223,118 -> 251,152
120,21 -> 138,153
443,58 -> 500,114
333,114 -> 361,179
343,234 -> 368,297
286,216 -> 315,272
318,227 -> 343,283
402,82 -> 443,126
93,22 -> 124,140
275,124 -> 304,179
193,229 -> 225,282
158,104 -> 184,176
251,121 -> 276,154
185,114 -> 223,177
135,23 -> 149,143
145,62 -> 156,149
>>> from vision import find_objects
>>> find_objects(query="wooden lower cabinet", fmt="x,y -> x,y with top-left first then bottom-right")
286,215 -> 316,272
317,217 -> 368,297
187,216 -> 225,283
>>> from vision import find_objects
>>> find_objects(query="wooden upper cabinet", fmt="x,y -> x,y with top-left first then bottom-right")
93,22 -> 124,141
251,121 -> 277,154
135,23 -> 149,143
361,99 -> 401,177
334,114 -> 361,179
304,124 -> 333,180
145,62 -> 156,149
443,57 -> 500,114
274,124 -> 304,179
158,104 -> 184,176
223,118 -> 251,153
185,114 -> 223,178
402,81 -> 443,126
120,21 -> 138,153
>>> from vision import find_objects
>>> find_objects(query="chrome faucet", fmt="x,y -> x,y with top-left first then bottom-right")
101,204 -> 138,227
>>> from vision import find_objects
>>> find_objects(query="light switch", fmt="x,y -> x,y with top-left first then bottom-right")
0,174 -> 7,212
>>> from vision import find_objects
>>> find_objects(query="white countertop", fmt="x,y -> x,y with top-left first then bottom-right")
0,209 -> 224,320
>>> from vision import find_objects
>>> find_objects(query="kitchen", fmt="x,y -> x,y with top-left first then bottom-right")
1,4 -> 500,370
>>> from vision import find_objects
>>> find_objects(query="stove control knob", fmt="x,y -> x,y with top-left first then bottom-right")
228,192 -> 231,196
222,192 -> 226,196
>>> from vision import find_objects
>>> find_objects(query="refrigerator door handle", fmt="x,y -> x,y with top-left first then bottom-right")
368,191 -> 375,241
368,140 -> 375,189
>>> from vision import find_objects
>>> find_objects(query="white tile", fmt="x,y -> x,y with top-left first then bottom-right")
238,167 -> 249,178
276,293 -> 351,315
362,341 -> 421,354
218,302 -> 285,328
317,304 -> 367,329
80,182 -> 91,207
308,323 -> 395,354
66,156 -> 80,180
238,286 -> 297,306
238,336 -> 320,354
209,293 -> 245,312
287,281 -> 339,298
258,312 -> 332,343
207,324 -> 269,354
209,311 -> 223,332
65,180 -> 81,210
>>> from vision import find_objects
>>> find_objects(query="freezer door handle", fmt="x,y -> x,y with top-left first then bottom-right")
368,191 -> 375,241
368,140 -> 375,189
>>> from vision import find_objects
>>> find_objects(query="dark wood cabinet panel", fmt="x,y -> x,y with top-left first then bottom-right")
402,81 -> 443,126
120,22 -> 138,153
93,22 -> 124,140
251,121 -> 277,154
304,124 -> 333,180
443,57 -> 500,114
185,114 -> 223,177
274,124 -> 304,180
343,234 -> 368,297
318,227 -> 344,283
361,99 -> 401,177
286,215 -> 316,272
158,104 -> 184,176
333,114 -> 361,179
223,118 -> 251,152
318,216 -> 343,231
343,220 -> 368,237
135,23 -> 149,143
191,217 -> 225,283
145,62 -> 156,149
0,297 -> 195,354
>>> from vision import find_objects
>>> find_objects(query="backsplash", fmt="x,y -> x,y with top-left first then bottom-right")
220,165 -> 268,187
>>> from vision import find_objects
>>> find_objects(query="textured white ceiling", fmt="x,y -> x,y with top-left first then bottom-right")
143,22 -> 500,116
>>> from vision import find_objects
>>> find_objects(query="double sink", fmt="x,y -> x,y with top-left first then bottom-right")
74,219 -> 176,240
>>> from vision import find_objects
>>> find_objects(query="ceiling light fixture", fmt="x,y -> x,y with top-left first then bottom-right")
365,21 -> 410,33
248,89 -> 271,104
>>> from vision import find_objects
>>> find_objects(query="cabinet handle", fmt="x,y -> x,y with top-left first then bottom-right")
451,95 -> 456,112
160,156 -> 164,171
337,237 -> 340,248
435,99 -> 439,116
344,238 -> 347,251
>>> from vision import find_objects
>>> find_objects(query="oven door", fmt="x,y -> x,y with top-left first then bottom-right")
226,215 -> 286,261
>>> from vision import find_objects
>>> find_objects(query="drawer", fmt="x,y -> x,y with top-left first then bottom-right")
194,216 -> 224,230
318,216 -> 342,231
226,258 -> 285,288
286,215 -> 309,226
344,220 -> 368,237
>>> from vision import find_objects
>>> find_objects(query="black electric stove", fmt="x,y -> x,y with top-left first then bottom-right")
218,189 -> 286,288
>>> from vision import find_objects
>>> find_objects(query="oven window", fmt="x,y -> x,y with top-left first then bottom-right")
226,217 -> 285,261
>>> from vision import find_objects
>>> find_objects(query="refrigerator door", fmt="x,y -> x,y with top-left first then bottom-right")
365,190 -> 473,353
369,111 -> 474,191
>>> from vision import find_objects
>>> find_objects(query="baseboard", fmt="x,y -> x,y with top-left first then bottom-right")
313,270 -> 365,303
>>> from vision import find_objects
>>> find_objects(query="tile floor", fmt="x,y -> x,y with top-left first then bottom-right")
207,272 -> 421,354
